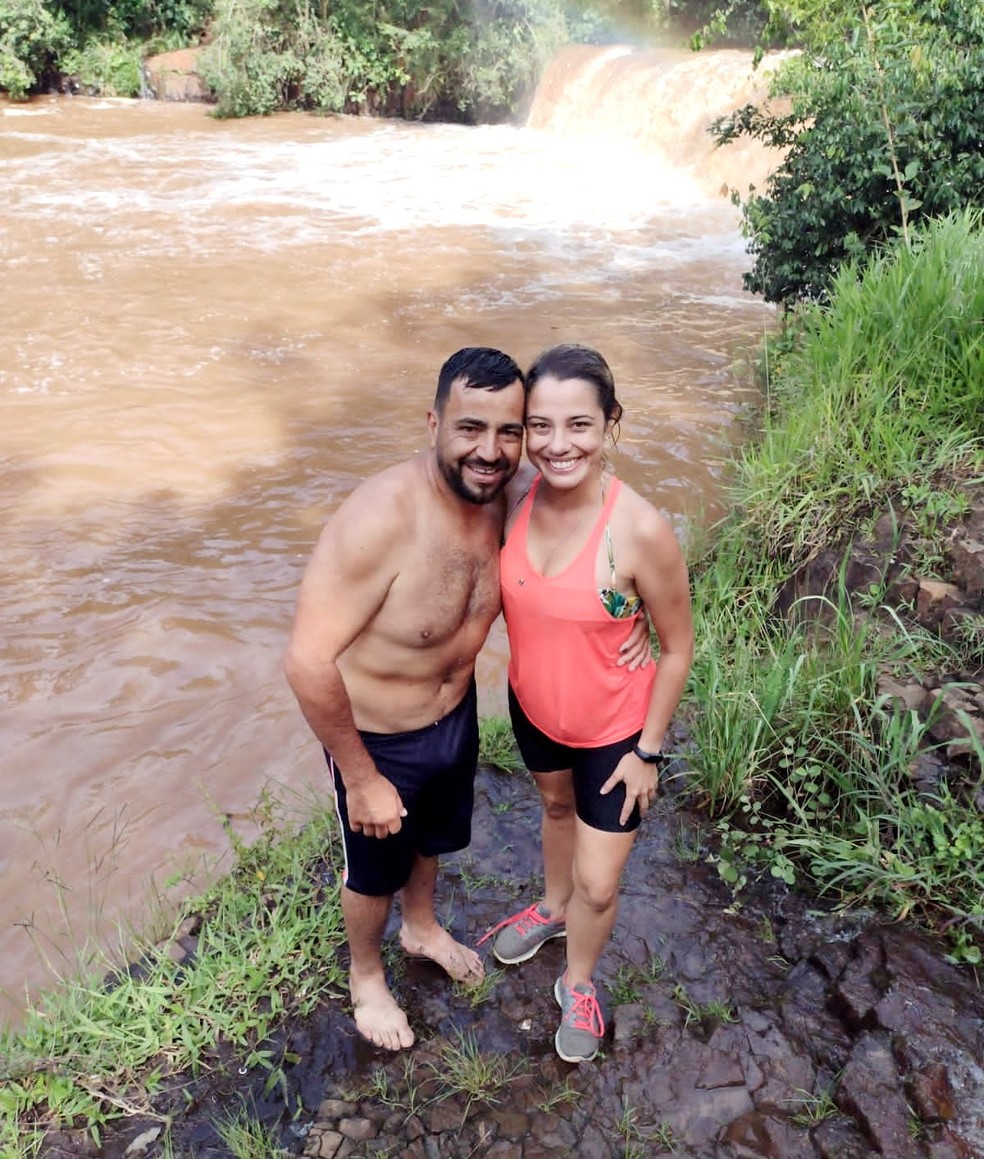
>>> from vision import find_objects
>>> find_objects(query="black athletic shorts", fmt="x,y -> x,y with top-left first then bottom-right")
326,679 -> 479,896
508,684 -> 643,832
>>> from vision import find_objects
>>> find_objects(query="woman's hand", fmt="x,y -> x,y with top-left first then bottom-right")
599,751 -> 659,826
617,611 -> 652,670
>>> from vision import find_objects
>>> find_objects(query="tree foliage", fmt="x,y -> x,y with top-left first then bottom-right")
713,0 -> 984,304
0,0 -> 72,96
198,0 -> 579,120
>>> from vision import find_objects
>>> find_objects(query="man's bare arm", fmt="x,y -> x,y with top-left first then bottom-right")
284,481 -> 408,837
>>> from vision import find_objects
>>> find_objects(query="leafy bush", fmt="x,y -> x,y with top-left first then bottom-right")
198,0 -> 346,117
0,0 -> 72,97
714,0 -> 984,304
60,35 -> 143,94
54,0 -> 211,42
199,0 -> 572,120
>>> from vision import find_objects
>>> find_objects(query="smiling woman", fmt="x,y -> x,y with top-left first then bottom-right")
490,343 -> 695,1063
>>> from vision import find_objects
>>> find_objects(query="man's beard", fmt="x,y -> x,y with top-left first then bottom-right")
439,455 -> 512,505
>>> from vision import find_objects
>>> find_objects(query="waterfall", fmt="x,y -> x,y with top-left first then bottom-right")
526,44 -> 788,196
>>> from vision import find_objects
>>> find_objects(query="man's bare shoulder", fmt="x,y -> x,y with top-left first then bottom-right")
331,457 -> 424,535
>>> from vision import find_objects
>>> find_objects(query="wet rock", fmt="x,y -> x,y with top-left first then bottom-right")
572,1122 -> 612,1158
927,684 -> 984,754
39,1130 -> 101,1158
489,1108 -> 532,1139
925,1128 -> 984,1159
419,1100 -> 462,1134
318,1099 -> 358,1118
812,1116 -> 877,1158
743,1024 -> 816,1113
304,1128 -> 344,1158
338,1116 -> 377,1141
917,579 -> 965,629
910,1063 -> 957,1123
949,522 -> 984,599
722,1109 -> 810,1157
837,1030 -> 919,1158
611,1001 -> 647,1043
141,49 -> 210,102
530,1111 -> 579,1147
831,937 -> 888,1030
876,673 -> 930,715
780,961 -> 854,1073
123,1127 -> 162,1155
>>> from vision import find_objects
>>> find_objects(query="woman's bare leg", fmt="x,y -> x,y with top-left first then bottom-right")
532,768 -> 576,918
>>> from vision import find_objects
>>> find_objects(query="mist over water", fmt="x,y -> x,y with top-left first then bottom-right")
0,47 -> 776,1027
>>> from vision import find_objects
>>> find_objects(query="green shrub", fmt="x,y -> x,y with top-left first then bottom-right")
199,0 -> 573,120
198,0 -> 345,116
0,0 -> 72,97
715,0 -> 984,304
60,36 -> 143,94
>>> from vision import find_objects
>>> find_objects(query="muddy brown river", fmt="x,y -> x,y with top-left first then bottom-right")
0,46 -> 778,1029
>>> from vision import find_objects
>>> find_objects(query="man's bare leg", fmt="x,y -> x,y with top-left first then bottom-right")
398,854 -> 484,984
342,885 -> 414,1050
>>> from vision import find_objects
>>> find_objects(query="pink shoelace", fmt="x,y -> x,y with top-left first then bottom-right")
477,902 -> 557,946
563,979 -> 605,1036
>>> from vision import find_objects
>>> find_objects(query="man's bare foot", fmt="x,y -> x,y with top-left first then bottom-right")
350,971 -> 414,1050
399,924 -> 485,985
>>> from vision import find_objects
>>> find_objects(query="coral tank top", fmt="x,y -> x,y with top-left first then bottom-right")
501,475 -> 656,747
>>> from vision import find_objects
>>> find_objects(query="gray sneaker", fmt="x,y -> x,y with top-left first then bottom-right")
554,972 -> 605,1063
477,901 -> 566,965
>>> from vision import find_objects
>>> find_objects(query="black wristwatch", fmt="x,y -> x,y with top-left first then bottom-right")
633,744 -> 667,766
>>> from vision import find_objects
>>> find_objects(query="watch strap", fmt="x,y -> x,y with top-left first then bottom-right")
633,744 -> 666,766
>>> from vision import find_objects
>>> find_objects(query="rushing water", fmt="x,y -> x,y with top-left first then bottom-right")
0,46 -> 776,1027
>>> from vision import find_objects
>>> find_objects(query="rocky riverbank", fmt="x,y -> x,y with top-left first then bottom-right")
43,751 -> 984,1159
36,491 -> 983,1159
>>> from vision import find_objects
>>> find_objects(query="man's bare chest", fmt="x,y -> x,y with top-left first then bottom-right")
381,533 -> 501,647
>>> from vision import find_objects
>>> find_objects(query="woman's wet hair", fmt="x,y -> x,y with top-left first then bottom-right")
434,347 -> 524,412
526,343 -> 623,426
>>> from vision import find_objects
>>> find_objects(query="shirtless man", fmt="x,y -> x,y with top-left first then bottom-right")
284,348 -> 527,1050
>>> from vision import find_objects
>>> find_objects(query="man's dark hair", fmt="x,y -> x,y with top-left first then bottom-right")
434,347 -> 524,412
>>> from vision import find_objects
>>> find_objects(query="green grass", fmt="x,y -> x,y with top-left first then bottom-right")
0,794 -> 347,1154
614,1095 -> 677,1155
605,954 -> 665,1006
478,715 -> 524,773
215,1109 -> 290,1158
349,1031 -> 524,1132
681,209 -> 984,954
789,1084 -> 840,1127
737,209 -> 984,579
429,1029 -> 524,1114
672,985 -> 738,1036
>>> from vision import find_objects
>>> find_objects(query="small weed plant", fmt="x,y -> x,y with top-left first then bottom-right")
789,1084 -> 840,1127
478,716 -> 524,773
